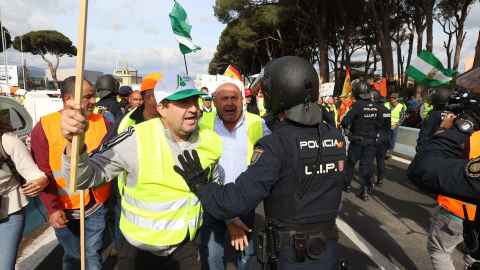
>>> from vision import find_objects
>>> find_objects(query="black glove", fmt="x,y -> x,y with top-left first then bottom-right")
174,150 -> 210,194
463,205 -> 480,259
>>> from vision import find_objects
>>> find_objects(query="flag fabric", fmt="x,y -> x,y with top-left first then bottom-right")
405,50 -> 459,86
342,67 -> 352,95
223,65 -> 243,82
169,2 -> 201,55
339,99 -> 353,118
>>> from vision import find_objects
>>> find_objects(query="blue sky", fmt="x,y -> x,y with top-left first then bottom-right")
2,0 -> 480,81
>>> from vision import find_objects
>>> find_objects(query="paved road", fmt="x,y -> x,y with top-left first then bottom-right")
22,156 -> 467,270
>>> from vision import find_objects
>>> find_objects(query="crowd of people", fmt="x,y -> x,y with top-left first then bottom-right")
2,57 -> 478,270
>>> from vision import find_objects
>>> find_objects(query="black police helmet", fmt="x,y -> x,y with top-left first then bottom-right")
352,81 -> 371,100
96,75 -> 119,99
369,89 -> 383,103
431,87 -> 451,104
260,56 -> 319,113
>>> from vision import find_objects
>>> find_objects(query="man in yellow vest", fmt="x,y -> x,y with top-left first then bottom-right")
31,76 -> 111,270
198,82 -> 271,270
384,93 -> 405,158
61,71 -> 223,270
92,73 -> 163,256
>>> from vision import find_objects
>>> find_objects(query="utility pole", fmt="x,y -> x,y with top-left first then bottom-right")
0,5 -> 9,86
21,35 -> 27,90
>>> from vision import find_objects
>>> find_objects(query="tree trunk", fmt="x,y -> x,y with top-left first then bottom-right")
474,31 -> 480,67
402,24 -> 416,94
424,0 -> 434,53
39,49 -> 60,90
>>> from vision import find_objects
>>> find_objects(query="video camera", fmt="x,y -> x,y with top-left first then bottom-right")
442,65 -> 480,115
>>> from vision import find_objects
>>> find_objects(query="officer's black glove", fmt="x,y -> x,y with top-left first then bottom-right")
463,205 -> 480,259
174,150 -> 210,195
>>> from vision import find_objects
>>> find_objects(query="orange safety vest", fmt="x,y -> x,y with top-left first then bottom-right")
437,131 -> 480,220
370,78 -> 387,98
41,112 -> 110,210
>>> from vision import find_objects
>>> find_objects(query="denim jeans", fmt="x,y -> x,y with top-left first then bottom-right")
54,204 -> 108,270
0,208 -> 26,270
202,210 -> 255,270
389,126 -> 399,151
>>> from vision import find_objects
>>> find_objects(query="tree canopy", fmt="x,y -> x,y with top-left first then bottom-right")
13,30 -> 77,90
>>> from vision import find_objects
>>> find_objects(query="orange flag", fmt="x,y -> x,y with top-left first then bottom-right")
342,66 -> 352,95
223,65 -> 243,82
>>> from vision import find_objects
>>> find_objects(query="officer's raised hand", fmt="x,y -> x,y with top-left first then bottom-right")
174,150 -> 210,194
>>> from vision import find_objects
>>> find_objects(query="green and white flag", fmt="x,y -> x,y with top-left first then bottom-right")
405,50 -> 458,86
169,1 -> 201,55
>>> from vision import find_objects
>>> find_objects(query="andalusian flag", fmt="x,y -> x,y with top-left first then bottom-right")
342,66 -> 352,95
405,50 -> 458,86
169,1 -> 201,55
223,65 -> 243,82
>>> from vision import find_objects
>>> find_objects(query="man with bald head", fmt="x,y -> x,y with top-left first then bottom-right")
129,90 -> 143,110
198,82 -> 271,270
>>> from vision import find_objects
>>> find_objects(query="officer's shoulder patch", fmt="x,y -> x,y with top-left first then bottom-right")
466,157 -> 480,177
250,148 -> 264,165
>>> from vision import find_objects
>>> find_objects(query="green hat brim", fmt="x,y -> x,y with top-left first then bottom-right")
165,89 -> 208,100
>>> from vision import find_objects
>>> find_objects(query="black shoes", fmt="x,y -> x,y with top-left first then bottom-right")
343,182 -> 352,193
368,178 -> 375,191
356,186 -> 369,202
376,176 -> 384,188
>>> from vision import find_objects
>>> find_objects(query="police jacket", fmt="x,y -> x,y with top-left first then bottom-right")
407,126 -> 480,204
197,119 -> 346,227
340,99 -> 383,138
377,104 -> 391,136
416,110 -> 448,147
96,96 -> 123,120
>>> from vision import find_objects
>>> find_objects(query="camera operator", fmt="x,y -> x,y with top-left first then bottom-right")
174,56 -> 347,269
416,88 -> 452,152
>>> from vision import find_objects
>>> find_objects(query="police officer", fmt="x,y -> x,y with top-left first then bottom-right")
174,56 -> 347,269
95,74 -> 123,120
341,81 -> 383,201
416,88 -> 451,151
368,89 -> 391,188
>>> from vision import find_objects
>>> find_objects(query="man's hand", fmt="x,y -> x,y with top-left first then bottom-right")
440,113 -> 457,130
174,150 -> 210,194
227,219 -> 252,251
61,100 -> 88,155
391,125 -> 397,130
22,176 -> 48,197
49,210 -> 68,229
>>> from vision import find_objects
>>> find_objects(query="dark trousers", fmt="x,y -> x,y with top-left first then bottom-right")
118,232 -> 201,270
344,137 -> 375,188
369,134 -> 390,179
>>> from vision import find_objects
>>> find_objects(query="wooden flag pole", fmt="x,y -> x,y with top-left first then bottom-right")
69,1 -> 89,269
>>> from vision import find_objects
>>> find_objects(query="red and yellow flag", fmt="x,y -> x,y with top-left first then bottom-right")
342,66 -> 352,95
223,65 -> 243,82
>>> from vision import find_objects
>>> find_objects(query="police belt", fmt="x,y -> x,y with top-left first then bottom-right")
275,220 -> 338,246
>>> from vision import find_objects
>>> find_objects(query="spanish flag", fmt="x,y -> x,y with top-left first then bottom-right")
223,65 -> 243,82
342,66 -> 352,95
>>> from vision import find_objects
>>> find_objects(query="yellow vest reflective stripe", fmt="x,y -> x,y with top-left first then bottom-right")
324,105 -> 338,127
386,103 -> 402,126
116,108 -> 138,194
199,112 -> 263,162
258,97 -> 266,115
120,120 -> 221,247
423,103 -> 433,118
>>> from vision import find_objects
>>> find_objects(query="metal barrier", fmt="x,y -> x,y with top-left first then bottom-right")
392,126 -> 419,160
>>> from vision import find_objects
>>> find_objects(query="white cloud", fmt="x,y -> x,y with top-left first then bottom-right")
110,17 -> 128,31
145,26 -> 158,34
199,12 -> 214,22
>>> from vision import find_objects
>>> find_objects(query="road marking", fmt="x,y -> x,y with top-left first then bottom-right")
16,226 -> 59,270
391,155 -> 411,165
337,217 -> 400,270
